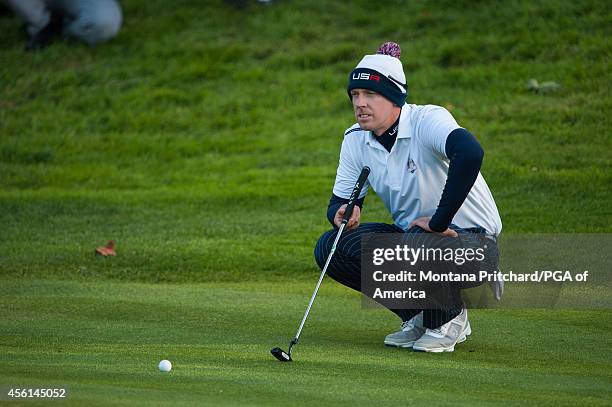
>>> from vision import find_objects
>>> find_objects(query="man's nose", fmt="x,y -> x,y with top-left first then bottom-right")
354,94 -> 366,107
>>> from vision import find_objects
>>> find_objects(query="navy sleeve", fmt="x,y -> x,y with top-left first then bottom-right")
327,193 -> 365,227
428,128 -> 484,232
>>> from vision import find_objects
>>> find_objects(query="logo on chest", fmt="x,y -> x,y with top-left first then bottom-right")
407,158 -> 417,173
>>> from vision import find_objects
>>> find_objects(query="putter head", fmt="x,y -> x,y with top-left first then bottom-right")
270,347 -> 292,362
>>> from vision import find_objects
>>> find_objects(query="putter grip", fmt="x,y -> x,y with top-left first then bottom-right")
342,166 -> 371,223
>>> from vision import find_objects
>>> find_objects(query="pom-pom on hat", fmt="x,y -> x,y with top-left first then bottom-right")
347,41 -> 407,106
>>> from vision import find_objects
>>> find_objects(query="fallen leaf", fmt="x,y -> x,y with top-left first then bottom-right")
95,240 -> 116,256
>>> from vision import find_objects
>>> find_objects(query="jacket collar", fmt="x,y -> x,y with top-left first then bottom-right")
397,103 -> 412,139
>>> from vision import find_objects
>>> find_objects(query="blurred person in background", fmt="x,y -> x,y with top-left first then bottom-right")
2,0 -> 122,50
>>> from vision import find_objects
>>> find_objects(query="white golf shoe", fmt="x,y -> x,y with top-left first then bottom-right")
412,309 -> 471,353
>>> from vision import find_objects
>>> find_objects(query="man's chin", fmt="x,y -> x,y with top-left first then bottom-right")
357,120 -> 372,130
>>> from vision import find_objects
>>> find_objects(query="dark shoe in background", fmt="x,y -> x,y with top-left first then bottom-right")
0,3 -> 11,17
26,11 -> 63,51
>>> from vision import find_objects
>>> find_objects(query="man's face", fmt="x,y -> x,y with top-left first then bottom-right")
350,88 -> 399,136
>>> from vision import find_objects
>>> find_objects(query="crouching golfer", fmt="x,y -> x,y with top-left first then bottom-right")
314,42 -> 502,352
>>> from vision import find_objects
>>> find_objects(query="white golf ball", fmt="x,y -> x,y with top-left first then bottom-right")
158,359 -> 172,372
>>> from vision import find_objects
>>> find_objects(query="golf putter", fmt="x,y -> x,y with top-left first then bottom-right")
271,166 -> 371,362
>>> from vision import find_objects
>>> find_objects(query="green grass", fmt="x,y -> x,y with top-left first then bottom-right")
0,0 -> 611,405
1,280 -> 610,406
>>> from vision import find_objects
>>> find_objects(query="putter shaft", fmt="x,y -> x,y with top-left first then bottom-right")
293,222 -> 347,344
272,166 -> 370,362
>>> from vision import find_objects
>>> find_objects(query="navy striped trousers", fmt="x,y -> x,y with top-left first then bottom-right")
314,222 -> 495,329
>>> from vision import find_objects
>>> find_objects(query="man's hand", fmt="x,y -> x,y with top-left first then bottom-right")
409,216 -> 458,238
334,204 -> 361,230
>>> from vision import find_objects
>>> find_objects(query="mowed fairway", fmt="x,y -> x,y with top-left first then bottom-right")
0,0 -> 611,405
1,279 -> 610,406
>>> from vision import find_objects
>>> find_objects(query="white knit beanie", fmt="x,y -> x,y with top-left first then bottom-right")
347,42 -> 407,106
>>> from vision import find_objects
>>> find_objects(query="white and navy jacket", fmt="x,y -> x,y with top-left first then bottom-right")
331,103 -> 502,236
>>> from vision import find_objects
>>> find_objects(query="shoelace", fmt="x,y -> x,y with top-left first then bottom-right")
426,321 -> 450,337
425,310 -> 467,337
401,320 -> 414,331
